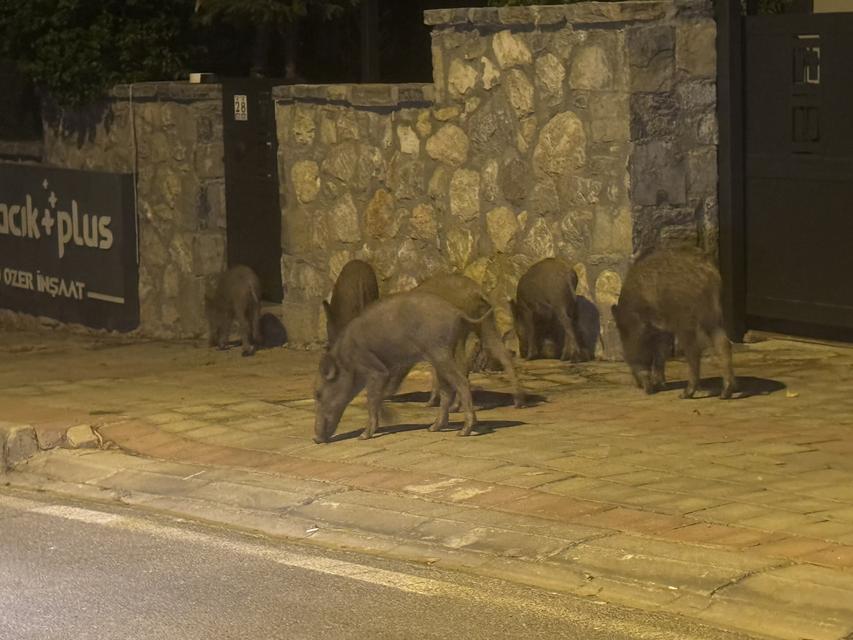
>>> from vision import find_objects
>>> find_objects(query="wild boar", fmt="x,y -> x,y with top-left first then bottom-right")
323,259 -> 380,344
415,273 -> 525,408
205,265 -> 261,357
313,291 -> 489,444
510,258 -> 586,361
611,247 -> 736,399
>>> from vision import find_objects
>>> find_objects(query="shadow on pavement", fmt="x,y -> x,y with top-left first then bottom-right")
388,389 -> 546,410
657,375 -> 786,398
331,419 -> 526,442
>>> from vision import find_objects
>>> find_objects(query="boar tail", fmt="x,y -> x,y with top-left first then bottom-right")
460,306 -> 494,326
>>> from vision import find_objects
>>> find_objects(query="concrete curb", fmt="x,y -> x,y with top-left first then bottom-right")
6,448 -> 853,640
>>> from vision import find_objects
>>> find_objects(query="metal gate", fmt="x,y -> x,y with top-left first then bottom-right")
743,12 -> 853,340
222,79 -> 283,303
716,5 -> 853,342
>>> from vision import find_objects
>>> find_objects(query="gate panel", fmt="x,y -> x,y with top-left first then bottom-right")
744,13 -> 853,338
222,79 -> 283,303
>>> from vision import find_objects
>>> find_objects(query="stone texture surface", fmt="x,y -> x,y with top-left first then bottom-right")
1,422 -> 38,470
65,424 -> 99,449
273,1 -> 717,353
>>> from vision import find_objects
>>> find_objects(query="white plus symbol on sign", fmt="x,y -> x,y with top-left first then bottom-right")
48,192 -> 58,208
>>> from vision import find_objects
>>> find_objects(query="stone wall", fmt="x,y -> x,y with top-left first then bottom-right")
38,82 -> 227,338
276,0 -> 717,357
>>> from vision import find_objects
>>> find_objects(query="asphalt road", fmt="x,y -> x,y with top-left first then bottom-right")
0,489 -> 756,640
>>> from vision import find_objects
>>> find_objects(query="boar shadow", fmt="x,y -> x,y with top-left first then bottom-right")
575,296 -> 600,360
389,389 -> 546,410
330,419 -> 526,442
657,375 -> 785,399
259,313 -> 287,349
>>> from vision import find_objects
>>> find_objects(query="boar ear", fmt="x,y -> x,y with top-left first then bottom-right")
322,300 -> 335,328
320,353 -> 338,381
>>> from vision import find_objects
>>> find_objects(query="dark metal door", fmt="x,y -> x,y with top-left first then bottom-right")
222,79 -> 283,302
744,13 -> 853,340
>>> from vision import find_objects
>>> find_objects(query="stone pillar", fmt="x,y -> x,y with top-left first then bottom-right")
41,82 -> 227,338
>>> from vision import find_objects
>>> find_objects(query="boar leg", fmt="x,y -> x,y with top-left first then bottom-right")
517,305 -> 537,360
651,332 -> 670,389
428,378 -> 452,432
480,317 -> 525,408
427,347 -> 477,434
217,318 -> 231,351
240,307 -> 257,357
250,303 -> 262,348
437,356 -> 477,436
712,328 -> 736,399
360,374 -> 387,440
631,369 -> 645,389
454,372 -> 477,436
679,332 -> 702,399
556,306 -> 583,362
427,369 -> 441,407
636,368 -> 656,395
383,366 -> 411,399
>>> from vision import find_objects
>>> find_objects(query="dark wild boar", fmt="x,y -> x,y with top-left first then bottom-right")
415,273 -> 525,408
611,247 -> 736,399
323,259 -> 380,344
510,258 -> 586,361
205,265 -> 261,357
313,292 -> 489,444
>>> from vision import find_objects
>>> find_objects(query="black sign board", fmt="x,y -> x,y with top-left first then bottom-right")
0,163 -> 138,331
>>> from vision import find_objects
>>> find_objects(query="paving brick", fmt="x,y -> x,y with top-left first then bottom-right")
94,469 -> 210,496
578,507 -> 689,535
800,543 -> 853,569
537,476 -> 615,497
649,495 -> 724,515
692,502 -> 776,524
291,499 -> 429,537
414,518 -> 572,559
142,411 -> 186,424
177,404 -> 217,415
605,469 -> 680,486
565,534 -> 775,595
450,484 -> 537,508
753,536 -> 832,559
157,419 -> 210,434
182,425 -> 232,440
714,565 -> 853,635
667,522 -> 780,548
500,492 -> 609,522
782,519 -> 853,541
695,598 -> 850,640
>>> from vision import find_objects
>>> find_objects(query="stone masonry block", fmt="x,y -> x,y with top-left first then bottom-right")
627,25 -> 675,92
630,141 -> 687,206
1,422 -> 38,470
65,425 -> 100,449
677,19 -> 716,78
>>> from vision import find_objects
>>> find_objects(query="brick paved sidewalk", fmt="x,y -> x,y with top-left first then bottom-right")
2,328 -> 853,638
